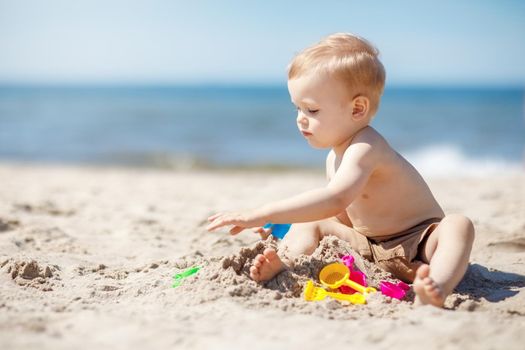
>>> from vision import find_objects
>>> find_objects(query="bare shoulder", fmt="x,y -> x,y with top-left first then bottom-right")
352,126 -> 389,148
326,149 -> 336,166
325,149 -> 336,180
328,127 -> 395,182
345,127 -> 392,162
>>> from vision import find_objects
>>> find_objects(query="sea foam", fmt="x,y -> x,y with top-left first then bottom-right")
404,144 -> 524,178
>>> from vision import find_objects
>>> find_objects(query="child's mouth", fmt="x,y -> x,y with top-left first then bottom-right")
301,131 -> 312,137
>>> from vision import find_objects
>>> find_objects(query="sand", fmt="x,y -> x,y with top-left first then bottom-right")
0,163 -> 524,349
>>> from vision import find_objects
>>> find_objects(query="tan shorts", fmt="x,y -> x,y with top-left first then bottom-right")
348,218 -> 442,283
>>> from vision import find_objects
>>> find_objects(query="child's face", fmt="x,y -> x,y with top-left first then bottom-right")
288,72 -> 358,149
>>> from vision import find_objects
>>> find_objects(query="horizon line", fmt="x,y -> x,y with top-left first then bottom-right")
0,81 -> 524,90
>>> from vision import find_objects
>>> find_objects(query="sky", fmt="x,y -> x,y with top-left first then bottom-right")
0,0 -> 524,86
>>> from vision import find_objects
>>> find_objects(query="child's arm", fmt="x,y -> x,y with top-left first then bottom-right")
207,140 -> 377,234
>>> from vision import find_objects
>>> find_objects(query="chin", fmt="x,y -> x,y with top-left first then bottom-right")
308,140 -> 330,149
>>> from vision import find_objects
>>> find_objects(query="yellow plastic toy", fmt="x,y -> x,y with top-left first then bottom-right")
319,262 -> 377,294
303,280 -> 366,304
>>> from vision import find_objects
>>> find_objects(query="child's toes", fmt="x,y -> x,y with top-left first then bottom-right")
255,254 -> 266,263
263,248 -> 278,261
416,264 -> 430,280
428,285 -> 441,298
423,277 -> 433,286
430,289 -> 441,299
424,282 -> 437,294
423,280 -> 443,300
249,266 -> 259,279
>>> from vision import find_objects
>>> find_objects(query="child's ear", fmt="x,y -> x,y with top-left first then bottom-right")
350,95 -> 369,120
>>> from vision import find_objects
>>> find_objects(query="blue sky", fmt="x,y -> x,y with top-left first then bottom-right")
0,0 -> 524,86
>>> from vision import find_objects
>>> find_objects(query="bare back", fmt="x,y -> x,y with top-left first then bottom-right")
327,127 -> 444,238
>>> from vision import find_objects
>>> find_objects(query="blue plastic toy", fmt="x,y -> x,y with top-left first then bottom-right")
263,223 -> 291,239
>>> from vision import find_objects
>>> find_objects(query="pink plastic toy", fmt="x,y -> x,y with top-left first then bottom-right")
339,255 -> 368,294
379,281 -> 410,300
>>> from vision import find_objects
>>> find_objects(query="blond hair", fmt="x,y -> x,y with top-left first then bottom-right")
288,33 -> 386,116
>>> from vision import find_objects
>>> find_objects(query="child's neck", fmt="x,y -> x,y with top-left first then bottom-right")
332,125 -> 369,157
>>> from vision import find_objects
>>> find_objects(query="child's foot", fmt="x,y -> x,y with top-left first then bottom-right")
249,248 -> 285,282
413,264 -> 446,307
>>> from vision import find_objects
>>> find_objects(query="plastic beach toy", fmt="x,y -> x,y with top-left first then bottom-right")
379,281 -> 410,300
319,262 -> 377,294
263,223 -> 291,239
341,255 -> 356,268
172,266 -> 201,288
339,255 -> 367,294
303,280 -> 366,304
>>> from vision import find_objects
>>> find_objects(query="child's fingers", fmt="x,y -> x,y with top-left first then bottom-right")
252,227 -> 264,233
252,226 -> 270,233
206,219 -> 224,231
207,212 -> 223,222
206,215 -> 239,232
229,226 -> 245,235
206,212 -> 259,233
258,227 -> 271,240
206,220 -> 225,231
252,226 -> 272,239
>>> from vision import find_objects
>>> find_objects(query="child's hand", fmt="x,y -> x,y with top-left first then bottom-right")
252,226 -> 272,240
206,211 -> 266,235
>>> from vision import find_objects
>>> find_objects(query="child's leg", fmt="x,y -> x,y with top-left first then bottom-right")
250,218 -> 358,282
414,214 -> 475,307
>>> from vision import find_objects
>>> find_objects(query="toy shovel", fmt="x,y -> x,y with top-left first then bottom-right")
303,280 -> 366,304
319,262 -> 377,294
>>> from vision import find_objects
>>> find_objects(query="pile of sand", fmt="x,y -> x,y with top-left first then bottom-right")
172,236 -> 401,314
1,258 -> 61,291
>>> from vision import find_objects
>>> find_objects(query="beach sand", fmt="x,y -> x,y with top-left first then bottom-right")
0,163 -> 523,349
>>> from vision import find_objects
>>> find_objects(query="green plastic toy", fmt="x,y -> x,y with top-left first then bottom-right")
172,266 -> 201,288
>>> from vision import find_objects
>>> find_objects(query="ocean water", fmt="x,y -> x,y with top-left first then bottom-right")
0,85 -> 523,176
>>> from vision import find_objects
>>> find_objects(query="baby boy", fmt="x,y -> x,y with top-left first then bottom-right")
207,33 -> 475,307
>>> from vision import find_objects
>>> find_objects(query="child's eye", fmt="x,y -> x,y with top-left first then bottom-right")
293,105 -> 319,115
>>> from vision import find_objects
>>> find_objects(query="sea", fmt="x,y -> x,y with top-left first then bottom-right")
0,85 -> 523,177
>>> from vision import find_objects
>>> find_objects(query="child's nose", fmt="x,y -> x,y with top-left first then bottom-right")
297,111 -> 308,126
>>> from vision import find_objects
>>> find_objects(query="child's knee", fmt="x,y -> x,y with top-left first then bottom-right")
286,221 -> 322,241
280,221 -> 323,257
443,214 -> 475,243
292,221 -> 321,238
